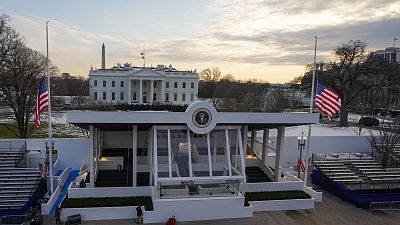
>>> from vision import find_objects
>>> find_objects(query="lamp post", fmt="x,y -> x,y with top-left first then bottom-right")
297,131 -> 307,178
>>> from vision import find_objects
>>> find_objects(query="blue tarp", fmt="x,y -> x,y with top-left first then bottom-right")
312,170 -> 400,208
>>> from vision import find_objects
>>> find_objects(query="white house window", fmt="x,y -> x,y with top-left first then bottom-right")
153,93 -> 157,101
174,82 -> 178,88
174,93 -> 177,101
103,80 -> 106,87
182,93 -> 186,101
112,92 -> 115,100
133,92 -> 137,100
120,81 -> 124,87
94,92 -> 97,100
166,93 -> 169,101
183,82 -> 186,88
191,82 -> 194,89
112,81 -> 115,87
166,82 -> 169,88
102,92 -> 106,100
120,92 -> 124,100
94,80 -> 97,87
190,93 -> 194,101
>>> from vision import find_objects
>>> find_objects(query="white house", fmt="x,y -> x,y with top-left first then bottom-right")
89,44 -> 199,105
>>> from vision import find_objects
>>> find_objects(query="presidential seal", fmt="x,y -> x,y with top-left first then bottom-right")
192,108 -> 212,128
186,101 -> 217,134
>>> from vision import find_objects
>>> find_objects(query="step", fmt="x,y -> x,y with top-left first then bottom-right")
0,199 -> 28,204
0,186 -> 36,190
0,185 -> 38,190
0,177 -> 40,182
0,204 -> 25,209
0,195 -> 31,200
0,190 -> 34,196
0,181 -> 39,186
0,170 -> 40,175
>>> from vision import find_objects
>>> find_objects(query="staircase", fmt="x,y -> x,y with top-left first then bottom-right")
0,143 -> 42,211
246,167 -> 272,183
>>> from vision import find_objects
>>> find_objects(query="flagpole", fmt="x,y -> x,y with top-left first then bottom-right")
303,36 -> 317,185
46,21 -> 54,195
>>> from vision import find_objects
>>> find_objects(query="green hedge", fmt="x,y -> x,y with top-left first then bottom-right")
63,104 -> 188,112
245,190 -> 311,204
61,196 -> 153,211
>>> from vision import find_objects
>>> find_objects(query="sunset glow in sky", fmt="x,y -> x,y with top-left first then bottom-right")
1,0 -> 399,82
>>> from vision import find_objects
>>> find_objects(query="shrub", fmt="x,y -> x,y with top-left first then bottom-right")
359,117 -> 379,127
245,190 -> 311,202
61,196 -> 153,211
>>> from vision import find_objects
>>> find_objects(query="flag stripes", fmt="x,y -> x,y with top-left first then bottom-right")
315,82 -> 341,120
297,159 -> 305,173
35,76 -> 49,128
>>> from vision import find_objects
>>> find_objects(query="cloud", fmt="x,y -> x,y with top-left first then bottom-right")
5,0 -> 400,82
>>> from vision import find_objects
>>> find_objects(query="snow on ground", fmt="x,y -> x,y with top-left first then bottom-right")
257,124 -> 379,137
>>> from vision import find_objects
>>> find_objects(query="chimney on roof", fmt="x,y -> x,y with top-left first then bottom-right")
101,43 -> 106,69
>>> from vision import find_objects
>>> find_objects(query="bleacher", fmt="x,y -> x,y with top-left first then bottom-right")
313,152 -> 400,190
0,144 -> 42,211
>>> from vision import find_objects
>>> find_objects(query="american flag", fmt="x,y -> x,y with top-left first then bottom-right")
315,82 -> 341,120
297,159 -> 305,173
39,163 -> 48,179
35,76 -> 49,128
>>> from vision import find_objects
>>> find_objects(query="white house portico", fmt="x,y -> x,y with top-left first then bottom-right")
89,44 -> 199,105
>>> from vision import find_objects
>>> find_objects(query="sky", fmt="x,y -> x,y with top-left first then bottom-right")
1,0 -> 400,83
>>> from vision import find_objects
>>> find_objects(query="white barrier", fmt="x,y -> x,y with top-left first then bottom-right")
57,167 -> 71,188
60,206 -> 138,221
67,186 -> 152,198
144,196 -> 252,223
41,185 -> 61,214
303,186 -> 322,202
244,181 -> 304,193
53,158 -> 60,172
250,198 -> 314,211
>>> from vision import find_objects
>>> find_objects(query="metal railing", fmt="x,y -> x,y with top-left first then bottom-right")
370,201 -> 400,211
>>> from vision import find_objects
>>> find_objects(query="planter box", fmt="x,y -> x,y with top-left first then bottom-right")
250,198 -> 314,212
60,206 -> 138,221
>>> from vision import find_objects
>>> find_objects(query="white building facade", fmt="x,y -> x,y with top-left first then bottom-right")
89,64 -> 199,105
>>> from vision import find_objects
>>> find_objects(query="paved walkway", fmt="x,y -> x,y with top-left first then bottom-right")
44,190 -> 400,225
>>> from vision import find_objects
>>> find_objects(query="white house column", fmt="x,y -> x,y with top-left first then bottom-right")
274,126 -> 285,182
128,80 -> 132,105
150,80 -> 154,104
139,80 -> 143,104
161,80 -> 165,103
132,125 -> 137,186
262,128 -> 269,164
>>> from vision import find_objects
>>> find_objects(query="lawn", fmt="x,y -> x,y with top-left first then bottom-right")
0,123 -> 83,138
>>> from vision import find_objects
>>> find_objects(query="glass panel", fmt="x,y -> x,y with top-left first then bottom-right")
210,130 -> 229,176
189,133 -> 210,177
157,129 -> 169,178
229,129 -> 242,176
171,129 -> 190,177
158,180 -> 240,199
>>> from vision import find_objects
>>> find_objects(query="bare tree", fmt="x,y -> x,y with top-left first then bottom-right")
369,123 -> 400,168
199,68 -> 221,106
300,40 -> 400,126
0,14 -> 57,137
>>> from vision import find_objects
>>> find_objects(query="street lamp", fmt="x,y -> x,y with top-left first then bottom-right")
297,131 -> 307,178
